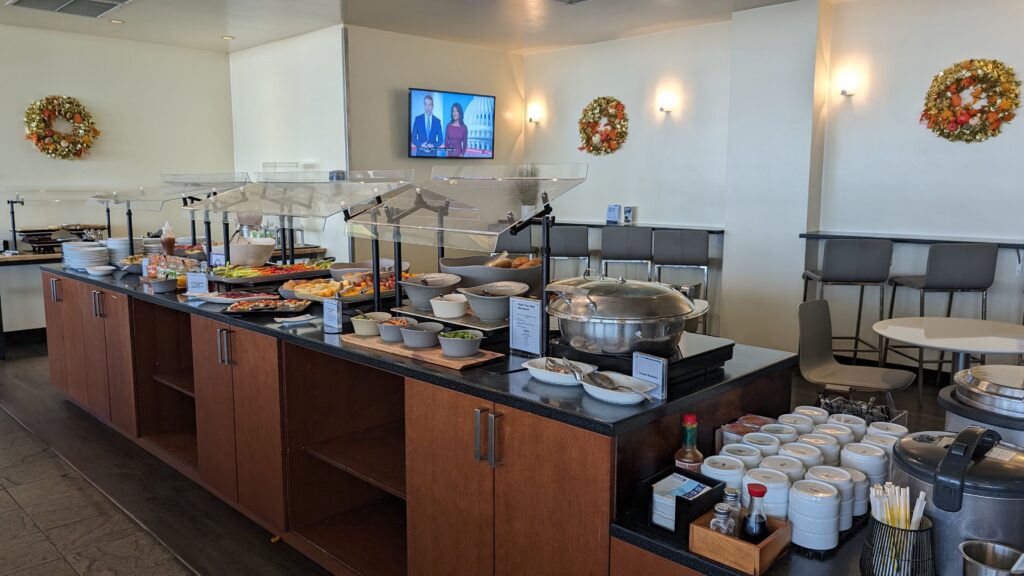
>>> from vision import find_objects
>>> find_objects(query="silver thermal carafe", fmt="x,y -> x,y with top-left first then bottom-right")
890,427 -> 1024,576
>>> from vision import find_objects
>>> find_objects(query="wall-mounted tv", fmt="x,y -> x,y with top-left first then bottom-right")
409,88 -> 495,159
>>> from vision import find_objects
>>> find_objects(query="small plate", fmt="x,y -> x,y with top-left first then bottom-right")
581,372 -> 657,405
522,357 -> 596,386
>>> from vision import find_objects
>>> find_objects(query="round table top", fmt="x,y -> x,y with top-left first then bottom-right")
873,317 -> 1024,355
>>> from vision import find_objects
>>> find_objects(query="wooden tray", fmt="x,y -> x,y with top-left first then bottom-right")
689,508 -> 791,576
340,334 -> 503,370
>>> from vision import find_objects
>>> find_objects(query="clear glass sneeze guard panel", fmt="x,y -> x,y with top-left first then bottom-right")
160,173 -> 250,199
345,164 -> 588,252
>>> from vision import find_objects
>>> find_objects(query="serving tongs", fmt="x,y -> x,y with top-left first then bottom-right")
562,358 -> 654,402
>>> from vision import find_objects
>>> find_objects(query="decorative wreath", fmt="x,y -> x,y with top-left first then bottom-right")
24,95 -> 101,160
920,59 -> 1020,143
578,96 -> 628,155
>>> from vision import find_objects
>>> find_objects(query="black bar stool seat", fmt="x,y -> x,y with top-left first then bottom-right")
600,226 -> 653,280
653,229 -> 711,333
549,225 -> 590,278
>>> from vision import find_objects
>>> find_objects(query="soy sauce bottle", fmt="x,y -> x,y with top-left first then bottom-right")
743,483 -> 769,544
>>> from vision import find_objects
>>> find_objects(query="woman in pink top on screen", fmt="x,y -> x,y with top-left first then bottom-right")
445,102 -> 468,158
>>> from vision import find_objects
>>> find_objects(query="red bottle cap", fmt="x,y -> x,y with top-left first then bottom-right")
684,413 -> 697,425
747,483 -> 768,498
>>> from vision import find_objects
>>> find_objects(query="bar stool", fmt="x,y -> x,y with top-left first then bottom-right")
802,239 -> 893,362
884,242 -> 999,406
653,229 -> 711,333
494,228 -> 534,256
600,226 -> 653,280
549,225 -> 590,277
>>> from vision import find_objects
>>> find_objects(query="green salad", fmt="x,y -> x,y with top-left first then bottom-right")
440,330 -> 480,340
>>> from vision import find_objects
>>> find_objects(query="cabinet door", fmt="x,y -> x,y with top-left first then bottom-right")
41,273 -> 67,393
101,292 -> 137,436
229,327 -> 285,533
494,405 -> 613,576
81,287 -> 111,422
59,278 -> 89,407
191,315 -> 237,502
610,538 -> 701,576
406,379 -> 495,576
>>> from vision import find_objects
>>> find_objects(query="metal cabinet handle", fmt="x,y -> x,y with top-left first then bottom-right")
95,291 -> 104,318
53,279 -> 62,302
222,329 -> 233,365
215,328 -> 225,365
473,408 -> 490,462
48,278 -> 55,302
488,411 -> 503,468
90,291 -> 99,317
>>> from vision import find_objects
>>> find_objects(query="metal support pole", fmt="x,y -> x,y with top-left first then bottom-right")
540,215 -> 553,358
287,217 -> 296,264
393,228 -> 403,309
371,236 -> 382,312
105,205 -> 112,239
278,216 -> 287,264
437,208 -> 446,263
126,201 -> 134,256
222,213 -> 231,264
204,211 -> 213,260
8,200 -> 21,252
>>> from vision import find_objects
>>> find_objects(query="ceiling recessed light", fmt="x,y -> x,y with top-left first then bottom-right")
109,19 -> 125,24
221,35 -> 236,40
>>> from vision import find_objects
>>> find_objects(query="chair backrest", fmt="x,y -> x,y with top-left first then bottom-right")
652,229 -> 710,266
819,239 -> 893,283
922,243 -> 999,290
494,228 -> 534,255
601,226 -> 653,261
798,299 -> 838,377
550,226 -> 589,258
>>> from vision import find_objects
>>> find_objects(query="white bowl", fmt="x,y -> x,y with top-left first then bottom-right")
840,443 -> 888,477
430,293 -> 469,319
764,502 -> 788,521
780,443 -> 824,469
839,500 -> 854,530
742,468 -> 790,507
792,526 -> 839,551
828,414 -> 867,441
86,265 -> 116,276
862,434 -> 897,459
351,312 -> 392,336
778,413 -> 815,434
789,480 -> 840,519
720,444 -> 763,469
788,507 -> 840,534
793,405 -> 829,425
700,455 -> 746,490
853,498 -> 869,517
761,423 -> 799,445
806,466 -> 854,501
867,421 -> 909,439
742,432 -> 781,456
580,372 -> 656,405
814,423 -> 855,446
522,357 -> 595,386
213,238 -> 276,267
762,455 -> 805,483
798,434 -> 841,464
840,467 -> 869,502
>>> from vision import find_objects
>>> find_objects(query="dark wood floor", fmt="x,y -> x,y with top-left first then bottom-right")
0,344 -> 327,576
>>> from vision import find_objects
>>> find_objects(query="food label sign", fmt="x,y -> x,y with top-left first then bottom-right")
186,273 -> 208,294
509,297 -> 542,356
323,298 -> 343,334
632,351 -> 668,399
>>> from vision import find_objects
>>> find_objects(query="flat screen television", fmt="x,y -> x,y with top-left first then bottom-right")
408,88 -> 495,159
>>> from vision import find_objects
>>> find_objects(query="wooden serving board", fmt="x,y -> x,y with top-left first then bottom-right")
340,334 -> 503,370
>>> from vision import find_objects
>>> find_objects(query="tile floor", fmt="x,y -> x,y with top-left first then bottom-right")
0,408 -> 191,576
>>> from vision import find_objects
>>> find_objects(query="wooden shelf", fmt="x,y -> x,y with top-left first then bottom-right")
152,369 -> 195,398
292,497 -> 407,576
304,421 -> 406,499
146,429 -> 198,470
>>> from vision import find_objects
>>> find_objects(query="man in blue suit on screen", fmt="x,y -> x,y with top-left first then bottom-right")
411,93 -> 443,157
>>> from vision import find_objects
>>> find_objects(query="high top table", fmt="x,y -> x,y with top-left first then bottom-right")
874,317 -> 1024,404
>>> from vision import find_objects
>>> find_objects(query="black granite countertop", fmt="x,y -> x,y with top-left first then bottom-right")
44,265 -> 795,437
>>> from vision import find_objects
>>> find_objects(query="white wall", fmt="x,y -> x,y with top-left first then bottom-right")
0,24 -> 234,331
821,0 -> 1024,352
229,24 -> 349,260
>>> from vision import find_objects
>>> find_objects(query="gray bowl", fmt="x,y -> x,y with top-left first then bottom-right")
400,321 -> 444,348
329,259 -> 411,282
457,281 -> 531,322
378,317 -> 418,342
398,273 -> 462,310
439,255 -> 543,297
438,330 -> 484,358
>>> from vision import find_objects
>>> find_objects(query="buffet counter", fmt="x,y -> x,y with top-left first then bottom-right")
40,264 -> 808,576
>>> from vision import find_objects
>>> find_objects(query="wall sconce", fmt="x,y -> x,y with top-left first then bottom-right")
656,91 -> 679,113
837,70 -> 859,97
527,103 -> 543,124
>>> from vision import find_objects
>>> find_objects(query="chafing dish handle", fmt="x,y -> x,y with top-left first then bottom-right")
933,426 -> 1001,512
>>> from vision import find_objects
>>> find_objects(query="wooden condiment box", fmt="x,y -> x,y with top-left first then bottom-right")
688,508 -> 791,576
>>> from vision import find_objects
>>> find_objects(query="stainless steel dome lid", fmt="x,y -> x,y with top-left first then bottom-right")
546,273 -> 694,322
954,365 -> 1024,418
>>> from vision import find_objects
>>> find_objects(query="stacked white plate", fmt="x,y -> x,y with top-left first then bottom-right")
62,242 -> 109,269
106,237 -> 144,263
142,238 -> 163,255
789,480 -> 840,550
806,466 -> 854,531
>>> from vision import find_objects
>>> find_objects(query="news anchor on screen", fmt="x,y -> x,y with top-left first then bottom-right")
410,93 -> 443,157
445,102 -> 468,158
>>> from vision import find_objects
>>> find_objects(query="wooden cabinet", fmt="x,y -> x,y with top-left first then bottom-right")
42,274 -> 135,434
610,538 -> 701,576
191,317 -> 285,533
405,379 -> 613,576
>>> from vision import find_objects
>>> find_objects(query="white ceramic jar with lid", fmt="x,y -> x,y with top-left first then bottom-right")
700,455 -> 746,490
814,423 -> 855,446
778,413 -> 815,434
780,442 -> 825,469
793,405 -> 829,425
741,432 -> 781,456
828,414 -> 868,441
761,455 -> 806,483
797,434 -> 841,465
761,423 -> 799,445
720,443 -> 763,469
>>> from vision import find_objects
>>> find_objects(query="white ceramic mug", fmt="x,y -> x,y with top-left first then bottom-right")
742,432 -> 781,456
828,414 -> 868,441
720,443 -> 764,469
780,443 -> 825,469
793,405 -> 830,425
762,455 -> 806,483
814,423 -> 855,446
778,413 -> 815,434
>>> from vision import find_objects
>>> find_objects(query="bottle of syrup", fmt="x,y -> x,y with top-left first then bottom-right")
674,413 -> 703,473
743,483 -> 769,544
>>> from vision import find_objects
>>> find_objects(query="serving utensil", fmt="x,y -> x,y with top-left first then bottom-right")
564,358 -> 654,402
